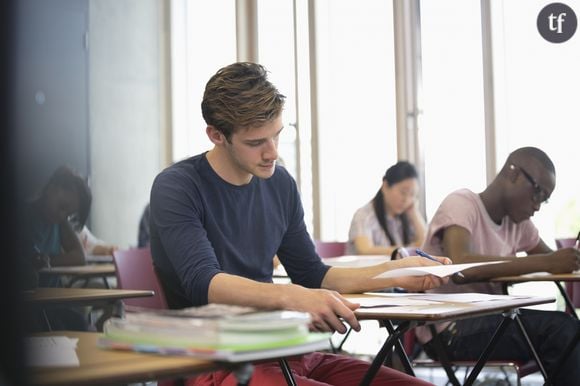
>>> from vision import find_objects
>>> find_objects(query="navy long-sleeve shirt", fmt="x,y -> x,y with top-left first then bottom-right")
150,153 -> 330,308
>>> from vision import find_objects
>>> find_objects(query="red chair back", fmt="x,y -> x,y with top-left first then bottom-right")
555,238 -> 580,308
555,238 -> 576,248
314,240 -> 347,258
112,247 -> 168,309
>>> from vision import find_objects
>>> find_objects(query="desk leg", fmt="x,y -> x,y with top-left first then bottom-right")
358,320 -> 411,386
384,321 -> 415,376
463,314 -> 514,386
555,282 -> 578,319
428,325 -> 461,386
278,358 -> 297,386
41,309 -> 52,331
514,314 -> 549,382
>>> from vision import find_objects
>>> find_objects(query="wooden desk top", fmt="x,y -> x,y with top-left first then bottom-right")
39,264 -> 116,277
492,272 -> 580,283
28,331 -> 218,386
23,288 -> 154,306
344,293 -> 555,322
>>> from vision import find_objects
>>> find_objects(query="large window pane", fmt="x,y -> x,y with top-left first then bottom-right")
315,0 -> 397,241
492,0 -> 580,244
171,0 -> 236,162
420,0 -> 487,219
258,0 -> 298,179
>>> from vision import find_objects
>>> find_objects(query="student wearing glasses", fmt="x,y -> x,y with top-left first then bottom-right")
415,147 -> 580,386
346,161 -> 426,257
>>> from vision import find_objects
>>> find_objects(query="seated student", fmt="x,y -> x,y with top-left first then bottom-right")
415,147 -> 580,386
24,166 -> 91,274
151,62 -> 450,386
78,225 -> 117,255
347,161 -> 426,257
22,166 -> 92,331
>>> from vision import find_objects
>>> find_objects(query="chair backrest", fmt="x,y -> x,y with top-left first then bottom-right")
555,238 -> 576,249
314,240 -> 347,258
555,238 -> 580,308
112,247 -> 168,309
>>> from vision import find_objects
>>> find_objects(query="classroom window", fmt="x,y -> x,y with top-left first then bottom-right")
314,0 -> 398,241
491,0 -> 580,243
171,0 -> 236,162
419,0 -> 487,220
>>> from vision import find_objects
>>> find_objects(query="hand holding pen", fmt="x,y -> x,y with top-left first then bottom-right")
415,248 -> 465,278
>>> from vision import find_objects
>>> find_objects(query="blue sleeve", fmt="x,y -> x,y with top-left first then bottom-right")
276,177 -> 330,288
150,169 -> 222,306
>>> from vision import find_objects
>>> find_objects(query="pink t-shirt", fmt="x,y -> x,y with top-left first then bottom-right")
415,189 -> 540,343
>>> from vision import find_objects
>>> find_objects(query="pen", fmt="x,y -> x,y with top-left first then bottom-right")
415,248 -> 440,263
575,231 -> 580,249
415,248 -> 465,278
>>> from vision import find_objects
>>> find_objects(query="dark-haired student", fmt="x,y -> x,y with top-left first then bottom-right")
415,147 -> 580,386
22,166 -> 91,331
347,161 -> 426,257
150,62 -> 451,386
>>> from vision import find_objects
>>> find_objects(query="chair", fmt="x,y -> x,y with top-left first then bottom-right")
112,247 -> 180,386
314,240 -> 347,258
555,238 -> 580,309
112,247 -> 168,309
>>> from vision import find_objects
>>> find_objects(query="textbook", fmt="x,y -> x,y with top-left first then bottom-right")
98,332 -> 331,362
98,304 -> 331,361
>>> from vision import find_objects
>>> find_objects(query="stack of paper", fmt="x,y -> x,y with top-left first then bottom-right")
99,304 -> 331,362
26,336 -> 80,367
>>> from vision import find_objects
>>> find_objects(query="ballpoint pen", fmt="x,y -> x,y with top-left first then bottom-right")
415,248 -> 465,278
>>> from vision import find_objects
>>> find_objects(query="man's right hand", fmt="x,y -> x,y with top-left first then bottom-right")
549,247 -> 580,273
282,285 -> 361,334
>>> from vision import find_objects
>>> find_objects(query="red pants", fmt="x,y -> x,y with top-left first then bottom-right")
187,352 -> 433,386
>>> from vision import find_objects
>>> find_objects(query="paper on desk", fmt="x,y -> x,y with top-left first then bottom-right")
25,336 -> 80,367
322,255 -> 388,267
355,304 -> 465,315
374,261 -> 506,279
415,293 -> 528,303
348,297 -> 440,308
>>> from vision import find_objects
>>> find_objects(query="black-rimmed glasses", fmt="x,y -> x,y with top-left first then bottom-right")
511,164 -> 549,204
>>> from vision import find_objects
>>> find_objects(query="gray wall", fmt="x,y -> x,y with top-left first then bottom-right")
89,0 -> 165,248
15,0 -> 90,197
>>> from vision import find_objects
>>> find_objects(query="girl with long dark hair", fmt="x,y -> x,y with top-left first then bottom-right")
347,161 -> 426,257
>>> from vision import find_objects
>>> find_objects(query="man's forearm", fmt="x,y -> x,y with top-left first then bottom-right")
208,272 -> 302,310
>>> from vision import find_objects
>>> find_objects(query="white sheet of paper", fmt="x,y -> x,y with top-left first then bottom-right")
322,255 -> 388,267
348,297 -> 440,308
373,261 -> 506,279
26,336 -> 80,367
355,305 -> 465,315
414,293 -> 527,303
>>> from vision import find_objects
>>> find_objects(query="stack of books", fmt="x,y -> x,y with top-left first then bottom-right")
98,304 -> 331,362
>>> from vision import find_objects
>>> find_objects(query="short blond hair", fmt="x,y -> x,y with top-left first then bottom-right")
201,62 -> 285,140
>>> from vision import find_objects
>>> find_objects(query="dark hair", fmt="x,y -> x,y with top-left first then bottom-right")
372,161 -> 418,245
506,146 -> 555,175
42,166 -> 92,231
201,62 -> 286,141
